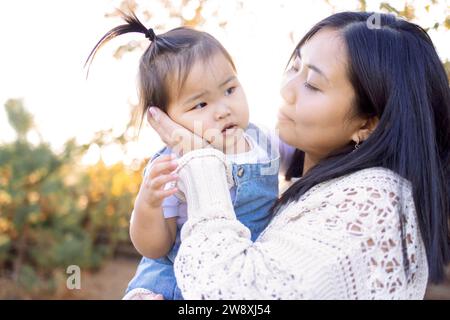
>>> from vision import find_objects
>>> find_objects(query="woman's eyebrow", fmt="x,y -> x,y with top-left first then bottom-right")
305,63 -> 330,83
298,49 -> 329,83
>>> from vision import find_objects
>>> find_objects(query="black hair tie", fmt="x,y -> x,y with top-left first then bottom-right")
145,28 -> 156,41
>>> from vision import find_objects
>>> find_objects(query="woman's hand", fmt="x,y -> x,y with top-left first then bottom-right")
147,107 -> 209,156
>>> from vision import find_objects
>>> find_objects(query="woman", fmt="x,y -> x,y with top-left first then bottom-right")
147,12 -> 450,299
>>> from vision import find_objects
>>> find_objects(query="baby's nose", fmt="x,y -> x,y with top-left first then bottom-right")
215,104 -> 231,120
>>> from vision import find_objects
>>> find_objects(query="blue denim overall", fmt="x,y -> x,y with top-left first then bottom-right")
125,123 -> 280,299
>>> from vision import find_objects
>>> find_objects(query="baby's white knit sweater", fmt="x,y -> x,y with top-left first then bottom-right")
173,149 -> 429,299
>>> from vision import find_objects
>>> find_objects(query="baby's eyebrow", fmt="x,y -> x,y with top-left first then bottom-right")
219,75 -> 236,88
184,91 -> 208,106
183,76 -> 237,106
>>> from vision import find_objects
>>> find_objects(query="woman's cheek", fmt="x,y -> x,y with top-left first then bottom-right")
294,99 -> 326,128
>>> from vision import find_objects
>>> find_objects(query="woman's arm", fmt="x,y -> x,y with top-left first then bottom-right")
173,148 -> 314,299
173,151 -> 426,299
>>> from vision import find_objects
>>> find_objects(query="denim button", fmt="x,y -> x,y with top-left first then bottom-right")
237,167 -> 244,177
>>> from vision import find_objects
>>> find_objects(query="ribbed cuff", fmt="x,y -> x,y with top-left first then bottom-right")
175,148 -> 235,221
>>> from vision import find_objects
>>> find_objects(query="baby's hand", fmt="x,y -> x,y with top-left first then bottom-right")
142,154 -> 179,208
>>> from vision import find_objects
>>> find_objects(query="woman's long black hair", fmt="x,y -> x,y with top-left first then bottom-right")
274,12 -> 450,284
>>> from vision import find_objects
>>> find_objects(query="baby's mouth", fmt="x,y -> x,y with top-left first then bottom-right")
221,124 -> 238,135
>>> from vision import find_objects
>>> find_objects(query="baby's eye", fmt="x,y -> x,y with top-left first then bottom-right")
225,86 -> 236,96
191,102 -> 207,111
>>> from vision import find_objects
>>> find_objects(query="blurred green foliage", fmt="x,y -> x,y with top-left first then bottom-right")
0,99 -> 144,295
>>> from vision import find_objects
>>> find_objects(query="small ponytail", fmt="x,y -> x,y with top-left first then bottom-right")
84,10 -> 156,78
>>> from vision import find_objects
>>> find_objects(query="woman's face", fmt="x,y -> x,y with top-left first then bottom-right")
277,29 -> 365,162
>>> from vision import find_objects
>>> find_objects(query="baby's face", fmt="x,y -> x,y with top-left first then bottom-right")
166,52 -> 249,154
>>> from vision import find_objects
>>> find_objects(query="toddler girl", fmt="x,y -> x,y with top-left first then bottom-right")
86,10 -> 284,300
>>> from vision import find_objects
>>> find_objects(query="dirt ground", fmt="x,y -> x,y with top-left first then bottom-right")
79,259 -> 450,300
67,258 -> 450,300
1,256 -> 450,299
57,257 -> 141,300
0,256 -> 140,300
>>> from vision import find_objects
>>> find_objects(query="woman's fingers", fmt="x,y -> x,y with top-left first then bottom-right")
147,107 -> 179,145
147,107 -> 166,142
147,106 -> 209,155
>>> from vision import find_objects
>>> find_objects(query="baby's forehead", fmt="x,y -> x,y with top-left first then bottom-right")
169,53 -> 237,96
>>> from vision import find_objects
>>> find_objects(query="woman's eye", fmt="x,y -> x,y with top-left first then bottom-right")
191,102 -> 207,110
304,82 -> 319,91
225,86 -> 236,96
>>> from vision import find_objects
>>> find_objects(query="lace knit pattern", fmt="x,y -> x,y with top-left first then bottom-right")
173,150 -> 429,299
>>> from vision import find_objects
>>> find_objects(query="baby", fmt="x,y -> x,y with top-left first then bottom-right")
85,10 -> 281,300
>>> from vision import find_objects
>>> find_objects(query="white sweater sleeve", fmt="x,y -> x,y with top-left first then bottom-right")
173,149 -> 428,299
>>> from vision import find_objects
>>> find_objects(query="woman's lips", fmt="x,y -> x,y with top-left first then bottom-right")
277,111 -> 291,121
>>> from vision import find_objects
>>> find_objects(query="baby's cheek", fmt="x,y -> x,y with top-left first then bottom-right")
196,121 -> 217,142
237,106 -> 250,128
177,114 -> 203,134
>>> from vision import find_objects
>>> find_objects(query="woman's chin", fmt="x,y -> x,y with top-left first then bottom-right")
277,127 -> 297,148
276,117 -> 292,131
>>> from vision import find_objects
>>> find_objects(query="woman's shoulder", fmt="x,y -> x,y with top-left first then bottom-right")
325,167 -> 412,193
296,166 -> 415,216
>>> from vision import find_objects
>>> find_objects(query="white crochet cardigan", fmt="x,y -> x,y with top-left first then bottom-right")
173,149 -> 429,299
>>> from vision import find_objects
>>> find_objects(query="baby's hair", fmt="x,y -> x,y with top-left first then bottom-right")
85,9 -> 236,130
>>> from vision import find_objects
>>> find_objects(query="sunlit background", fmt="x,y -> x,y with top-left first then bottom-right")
1,0 -> 448,165
0,0 -> 449,299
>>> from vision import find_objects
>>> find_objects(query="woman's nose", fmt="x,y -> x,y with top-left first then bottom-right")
280,73 -> 298,105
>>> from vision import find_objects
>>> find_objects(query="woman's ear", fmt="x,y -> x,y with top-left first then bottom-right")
351,116 -> 379,143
